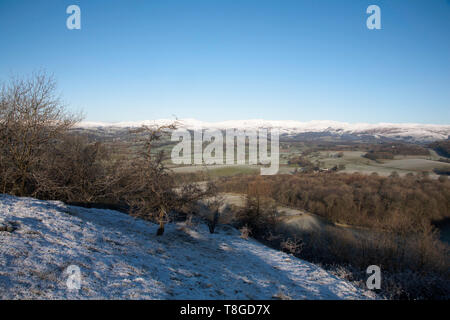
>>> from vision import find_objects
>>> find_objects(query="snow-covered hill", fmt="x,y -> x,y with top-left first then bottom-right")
78,119 -> 450,142
0,194 -> 375,299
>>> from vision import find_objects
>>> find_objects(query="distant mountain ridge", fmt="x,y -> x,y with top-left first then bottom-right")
77,119 -> 450,142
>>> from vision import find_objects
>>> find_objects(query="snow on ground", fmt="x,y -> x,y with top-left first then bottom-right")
0,194 -> 376,300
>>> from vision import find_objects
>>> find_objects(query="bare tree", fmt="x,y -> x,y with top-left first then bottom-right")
120,123 -> 216,236
0,72 -> 82,196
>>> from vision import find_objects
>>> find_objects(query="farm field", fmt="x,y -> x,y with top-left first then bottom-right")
168,147 -> 450,178
300,150 -> 450,177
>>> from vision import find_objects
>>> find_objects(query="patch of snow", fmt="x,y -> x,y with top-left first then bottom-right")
0,194 -> 376,299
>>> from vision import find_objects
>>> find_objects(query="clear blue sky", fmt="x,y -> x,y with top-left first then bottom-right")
0,0 -> 449,124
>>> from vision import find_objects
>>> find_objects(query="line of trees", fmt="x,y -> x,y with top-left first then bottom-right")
429,140 -> 450,158
219,172 -> 450,231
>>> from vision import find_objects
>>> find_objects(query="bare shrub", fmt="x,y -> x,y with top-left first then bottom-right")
203,194 -> 224,234
239,225 -> 251,239
33,134 -> 114,203
280,237 -> 303,255
272,291 -> 292,300
184,214 -> 197,227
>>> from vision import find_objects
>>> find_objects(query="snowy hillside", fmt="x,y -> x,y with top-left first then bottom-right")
78,119 -> 450,142
0,194 -> 376,300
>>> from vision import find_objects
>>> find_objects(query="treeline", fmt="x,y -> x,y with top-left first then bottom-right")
363,143 -> 429,160
429,140 -> 450,158
0,73 -> 214,235
284,141 -> 430,155
287,155 -> 314,167
434,168 -> 450,176
219,172 -> 450,230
